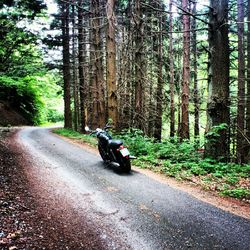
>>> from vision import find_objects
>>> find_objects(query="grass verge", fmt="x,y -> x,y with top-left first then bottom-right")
53,128 -> 97,147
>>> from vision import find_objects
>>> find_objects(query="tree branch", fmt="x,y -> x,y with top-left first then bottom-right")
176,5 -> 210,26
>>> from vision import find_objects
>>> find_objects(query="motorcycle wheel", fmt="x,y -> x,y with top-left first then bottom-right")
98,145 -> 109,162
117,155 -> 131,173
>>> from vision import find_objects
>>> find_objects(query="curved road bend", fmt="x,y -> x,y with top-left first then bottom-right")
18,127 -> 250,250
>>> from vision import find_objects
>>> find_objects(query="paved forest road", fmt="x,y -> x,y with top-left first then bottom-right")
18,127 -> 250,250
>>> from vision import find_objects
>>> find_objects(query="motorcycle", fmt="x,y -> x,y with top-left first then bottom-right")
88,125 -> 135,173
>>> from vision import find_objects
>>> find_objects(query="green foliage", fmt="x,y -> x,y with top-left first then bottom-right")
119,129 -> 201,163
220,188 -> 250,199
205,123 -> 228,142
0,72 -> 63,125
117,129 -> 249,200
0,75 -> 44,124
35,72 -> 64,124
0,0 -> 46,18
0,0 -> 46,75
46,108 -> 63,123
53,128 -> 97,147
0,1 -> 63,125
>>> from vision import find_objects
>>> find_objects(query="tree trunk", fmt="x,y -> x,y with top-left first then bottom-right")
94,0 -> 106,128
78,0 -> 86,133
245,0 -> 250,162
134,0 -> 145,130
106,0 -> 118,129
90,1 -> 98,129
205,0 -> 230,161
192,2 -> 199,137
119,0 -> 133,130
236,0 -> 246,163
88,2 -> 95,129
180,0 -> 190,140
169,0 -> 175,138
148,43 -> 154,137
61,0 -> 72,129
72,4 -> 79,131
126,0 -> 133,129
154,2 -> 163,141
146,3 -> 156,137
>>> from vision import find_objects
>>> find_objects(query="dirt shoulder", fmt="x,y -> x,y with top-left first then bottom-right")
0,129 -> 107,250
0,102 -> 28,126
135,168 -> 250,220
54,132 -> 250,220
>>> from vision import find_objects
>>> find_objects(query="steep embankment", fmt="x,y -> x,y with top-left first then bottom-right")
0,76 -> 42,126
0,101 -> 28,126
0,128 -> 107,249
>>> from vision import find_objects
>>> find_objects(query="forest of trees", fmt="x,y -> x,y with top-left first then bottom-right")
54,0 -> 249,164
0,0 -> 64,125
0,0 -> 249,164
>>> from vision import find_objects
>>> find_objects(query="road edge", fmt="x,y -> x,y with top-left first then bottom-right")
51,129 -> 250,220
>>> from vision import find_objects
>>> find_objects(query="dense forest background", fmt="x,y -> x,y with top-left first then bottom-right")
0,0 -> 250,165
0,0 -> 63,126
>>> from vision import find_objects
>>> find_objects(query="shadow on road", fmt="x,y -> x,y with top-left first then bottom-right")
100,161 -> 138,176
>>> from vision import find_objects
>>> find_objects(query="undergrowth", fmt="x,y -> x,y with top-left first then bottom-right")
53,128 -> 250,200
53,128 -> 97,147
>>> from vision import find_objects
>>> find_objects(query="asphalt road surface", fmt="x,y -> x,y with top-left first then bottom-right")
18,127 -> 250,250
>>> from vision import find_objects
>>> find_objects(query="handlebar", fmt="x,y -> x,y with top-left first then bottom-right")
86,124 -> 112,135
104,125 -> 113,130
88,128 -> 103,135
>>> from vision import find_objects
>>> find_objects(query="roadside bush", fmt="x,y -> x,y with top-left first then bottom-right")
0,76 -> 44,124
119,130 -> 200,164
47,108 -> 64,123
220,188 -> 250,199
0,72 -> 63,125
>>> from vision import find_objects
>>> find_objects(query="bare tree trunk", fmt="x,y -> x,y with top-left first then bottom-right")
134,0 -> 145,131
154,2 -> 163,141
147,7 -> 153,137
72,4 -> 79,131
78,0 -> 86,133
178,93 -> 181,136
118,0 -> 133,129
126,0 -> 133,128
180,0 -> 190,140
94,0 -> 106,128
192,1 -> 199,137
117,25 -> 124,129
169,0 -> 175,138
205,0 -> 230,161
119,24 -> 131,129
106,0 -> 118,129
88,2 -> 96,129
236,0 -> 246,163
61,0 -> 72,129
245,0 -> 250,162
148,44 -> 155,137
176,37 -> 182,138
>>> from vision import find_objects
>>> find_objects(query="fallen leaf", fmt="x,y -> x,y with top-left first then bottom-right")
106,186 -> 118,192
0,238 -> 8,245
9,246 -> 18,250
139,204 -> 149,210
